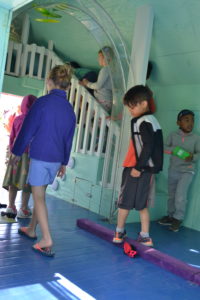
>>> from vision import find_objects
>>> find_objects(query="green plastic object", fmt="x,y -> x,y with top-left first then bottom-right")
172,146 -> 190,159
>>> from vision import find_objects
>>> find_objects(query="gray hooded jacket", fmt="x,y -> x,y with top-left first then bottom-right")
165,129 -> 200,172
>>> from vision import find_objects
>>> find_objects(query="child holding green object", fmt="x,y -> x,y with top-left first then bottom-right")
158,109 -> 200,232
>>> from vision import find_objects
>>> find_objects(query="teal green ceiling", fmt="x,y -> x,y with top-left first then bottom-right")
12,0 -> 200,84
29,11 -> 100,68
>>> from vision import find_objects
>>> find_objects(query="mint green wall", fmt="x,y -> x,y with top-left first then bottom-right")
47,153 -> 106,215
3,75 -> 44,97
147,0 -> 200,231
152,85 -> 200,231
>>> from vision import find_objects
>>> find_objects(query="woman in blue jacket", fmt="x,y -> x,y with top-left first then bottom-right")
12,64 -> 76,256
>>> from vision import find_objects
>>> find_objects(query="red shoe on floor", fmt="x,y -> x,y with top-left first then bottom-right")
123,242 -> 137,258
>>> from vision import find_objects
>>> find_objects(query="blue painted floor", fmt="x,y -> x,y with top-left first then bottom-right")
0,195 -> 199,300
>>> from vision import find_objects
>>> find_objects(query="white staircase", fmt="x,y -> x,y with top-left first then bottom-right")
5,40 -> 120,189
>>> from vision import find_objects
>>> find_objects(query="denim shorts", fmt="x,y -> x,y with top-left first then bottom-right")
27,159 -> 61,186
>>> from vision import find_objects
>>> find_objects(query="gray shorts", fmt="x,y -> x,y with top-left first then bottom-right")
117,167 -> 154,210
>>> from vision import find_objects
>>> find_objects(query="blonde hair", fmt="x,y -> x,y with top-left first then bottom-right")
47,64 -> 73,90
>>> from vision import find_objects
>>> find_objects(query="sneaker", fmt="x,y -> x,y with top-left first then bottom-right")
169,218 -> 182,232
113,230 -> 126,243
158,216 -> 174,225
137,234 -> 153,247
6,206 -> 17,215
17,208 -> 32,219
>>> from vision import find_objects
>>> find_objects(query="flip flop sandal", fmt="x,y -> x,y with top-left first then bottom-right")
32,243 -> 55,257
123,241 -> 137,258
18,227 -> 37,240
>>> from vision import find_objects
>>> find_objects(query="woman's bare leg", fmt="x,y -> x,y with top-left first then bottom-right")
31,185 -> 52,248
8,186 -> 17,207
21,191 -> 31,210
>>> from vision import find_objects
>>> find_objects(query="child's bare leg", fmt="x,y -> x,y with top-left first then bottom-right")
138,207 -> 153,246
139,207 -> 150,234
23,207 -> 38,238
113,208 -> 129,242
32,185 -> 52,248
8,186 -> 17,207
117,208 -> 129,229
21,191 -> 30,210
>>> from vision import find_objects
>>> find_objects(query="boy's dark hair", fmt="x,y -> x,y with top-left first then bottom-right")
123,85 -> 152,107
177,109 -> 194,121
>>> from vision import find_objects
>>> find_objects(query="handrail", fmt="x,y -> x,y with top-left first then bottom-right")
5,40 -> 62,79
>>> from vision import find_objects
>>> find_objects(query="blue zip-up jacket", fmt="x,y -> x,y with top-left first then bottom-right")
12,89 -> 76,165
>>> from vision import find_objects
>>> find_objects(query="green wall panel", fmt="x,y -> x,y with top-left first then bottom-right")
99,188 -> 113,219
90,185 -> 101,214
47,153 -> 105,215
3,75 -> 44,97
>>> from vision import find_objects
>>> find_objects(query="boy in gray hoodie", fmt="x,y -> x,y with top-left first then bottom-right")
158,109 -> 200,231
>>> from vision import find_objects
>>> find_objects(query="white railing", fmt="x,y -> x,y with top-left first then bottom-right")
5,40 -> 62,79
69,77 -> 120,187
5,41 -> 22,76
5,41 -> 120,188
